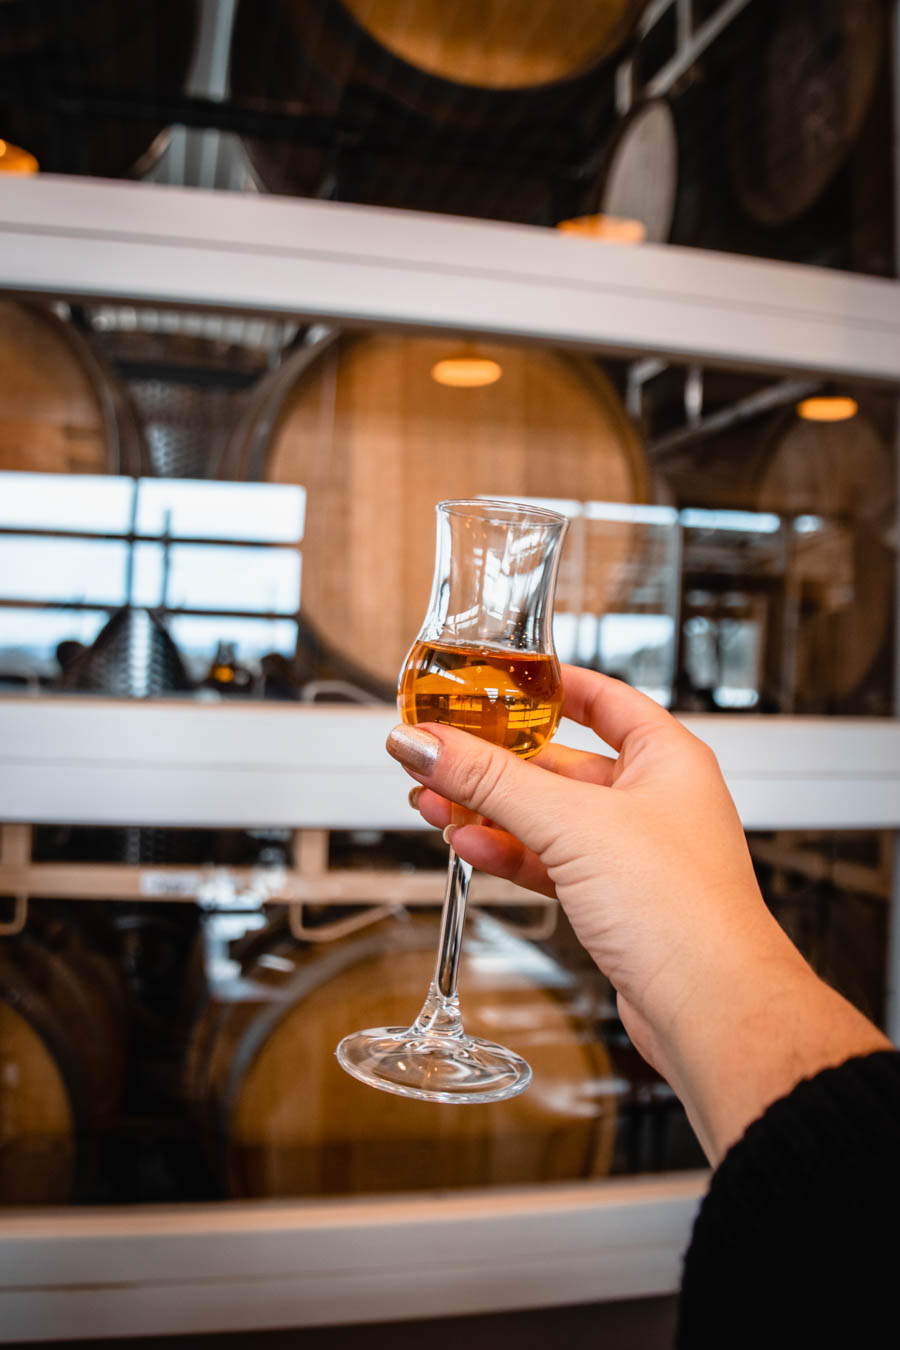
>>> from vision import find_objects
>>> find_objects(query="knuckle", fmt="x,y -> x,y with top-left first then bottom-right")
455,747 -> 508,815
685,730 -> 719,770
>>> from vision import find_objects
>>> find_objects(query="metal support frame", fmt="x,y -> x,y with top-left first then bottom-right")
649,376 -> 821,459
623,0 -> 753,101
0,824 -> 29,935
0,821 -> 558,944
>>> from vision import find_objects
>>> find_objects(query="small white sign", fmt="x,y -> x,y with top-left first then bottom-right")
140,871 -> 202,898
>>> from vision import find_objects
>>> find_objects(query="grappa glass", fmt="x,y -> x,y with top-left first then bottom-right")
336,498 -> 568,1103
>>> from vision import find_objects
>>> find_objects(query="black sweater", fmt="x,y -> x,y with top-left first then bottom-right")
677,1049 -> 900,1348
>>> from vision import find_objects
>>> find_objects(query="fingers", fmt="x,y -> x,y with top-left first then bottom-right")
448,824 -> 556,899
386,721 -> 583,857
412,787 -> 555,898
531,741 -> 617,786
560,664 -> 675,751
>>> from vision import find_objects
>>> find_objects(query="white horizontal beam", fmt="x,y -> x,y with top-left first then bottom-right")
2,177 -> 900,380
1,699 -> 898,830
0,1176 -> 705,1342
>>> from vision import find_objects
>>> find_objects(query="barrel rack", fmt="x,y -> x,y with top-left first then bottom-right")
0,821 -> 559,944
0,166 -> 899,1341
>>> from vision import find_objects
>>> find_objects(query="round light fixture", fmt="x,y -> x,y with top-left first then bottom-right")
0,139 -> 39,175
796,396 -> 858,423
431,357 -> 502,388
556,213 -> 647,244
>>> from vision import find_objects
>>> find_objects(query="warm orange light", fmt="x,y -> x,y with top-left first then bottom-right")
796,396 -> 858,422
556,213 -> 647,244
0,139 -> 39,175
431,357 -> 502,388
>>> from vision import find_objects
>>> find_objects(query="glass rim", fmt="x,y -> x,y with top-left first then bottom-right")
436,497 -> 569,527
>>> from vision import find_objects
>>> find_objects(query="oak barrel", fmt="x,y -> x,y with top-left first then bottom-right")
186,914 -> 618,1198
230,0 -> 649,219
336,0 -> 650,90
727,0 -> 883,226
0,301 -> 145,476
756,411 -> 893,702
0,1000 -> 74,1205
0,912 -> 128,1203
257,334 -> 649,689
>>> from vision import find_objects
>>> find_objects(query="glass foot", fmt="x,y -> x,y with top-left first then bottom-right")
335,1026 -> 533,1104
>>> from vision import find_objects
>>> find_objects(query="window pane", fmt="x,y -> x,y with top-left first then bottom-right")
0,472 -> 133,533
162,544 -> 301,614
0,537 -> 129,605
0,608 -> 109,679
136,480 -> 305,543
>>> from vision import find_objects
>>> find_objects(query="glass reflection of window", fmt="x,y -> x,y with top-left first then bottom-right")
0,473 -> 306,688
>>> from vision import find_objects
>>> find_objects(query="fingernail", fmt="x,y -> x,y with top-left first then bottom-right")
443,825 -> 458,846
386,724 -> 441,774
408,785 -> 423,810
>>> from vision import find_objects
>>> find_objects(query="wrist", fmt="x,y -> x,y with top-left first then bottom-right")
660,946 -> 891,1165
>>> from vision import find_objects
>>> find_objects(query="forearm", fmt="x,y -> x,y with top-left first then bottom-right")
661,944 -> 892,1165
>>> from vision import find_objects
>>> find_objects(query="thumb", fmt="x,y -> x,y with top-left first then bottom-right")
386,722 -> 581,857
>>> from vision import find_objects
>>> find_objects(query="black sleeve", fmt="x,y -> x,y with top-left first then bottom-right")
676,1049 -> 900,1349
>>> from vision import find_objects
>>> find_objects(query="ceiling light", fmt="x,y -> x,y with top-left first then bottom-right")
431,357 -> 502,388
556,213 -> 647,244
796,396 -> 858,422
0,139 -> 39,174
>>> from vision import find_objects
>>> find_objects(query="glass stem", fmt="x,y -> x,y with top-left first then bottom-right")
412,846 -> 472,1038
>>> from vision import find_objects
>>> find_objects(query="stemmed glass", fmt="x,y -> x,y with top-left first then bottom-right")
336,499 -> 568,1103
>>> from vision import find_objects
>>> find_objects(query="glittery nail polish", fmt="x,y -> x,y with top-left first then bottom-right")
386,724 -> 441,774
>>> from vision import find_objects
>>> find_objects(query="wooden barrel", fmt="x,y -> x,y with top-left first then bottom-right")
667,406 -> 894,706
0,301 -> 146,475
0,999 -> 75,1205
230,0 -> 649,220
727,0 -> 883,226
186,914 -> 619,1198
337,0 -> 649,90
756,412 -> 893,703
0,0 -> 199,178
0,912 -> 128,1204
255,334 -> 649,689
581,99 -> 679,244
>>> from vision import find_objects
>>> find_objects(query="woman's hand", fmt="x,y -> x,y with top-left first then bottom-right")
387,666 -> 890,1163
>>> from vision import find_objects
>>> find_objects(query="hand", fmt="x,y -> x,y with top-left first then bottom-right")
387,666 -> 891,1163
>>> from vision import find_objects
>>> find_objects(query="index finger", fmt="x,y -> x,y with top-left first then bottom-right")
560,664 -> 675,751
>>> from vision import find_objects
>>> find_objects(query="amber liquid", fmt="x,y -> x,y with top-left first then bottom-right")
399,639 -> 563,759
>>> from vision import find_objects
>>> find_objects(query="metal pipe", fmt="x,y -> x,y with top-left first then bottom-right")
647,0 -> 752,97
650,377 -> 820,459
